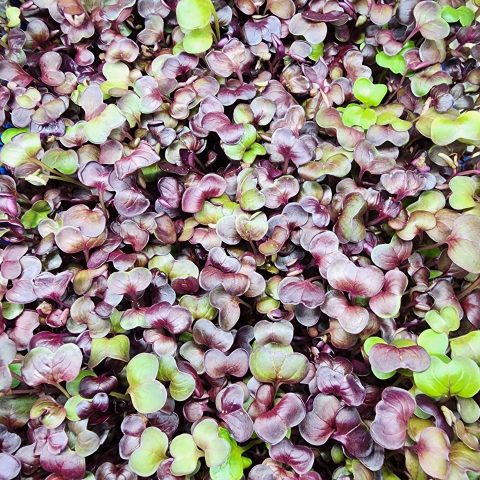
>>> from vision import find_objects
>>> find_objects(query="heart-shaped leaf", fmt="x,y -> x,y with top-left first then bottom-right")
370,387 -> 416,450
250,343 -> 309,386
353,78 -> 388,107
157,355 -> 195,401
413,1 -> 450,40
446,215 -> 480,273
450,331 -> 480,364
22,344 -> 83,387
89,335 -> 130,368
425,306 -> 460,333
449,176 -> 480,210
254,392 -> 306,445
192,418 -> 231,467
126,353 -> 167,413
128,427 -> 168,477
169,433 -> 203,476
413,355 -> 480,398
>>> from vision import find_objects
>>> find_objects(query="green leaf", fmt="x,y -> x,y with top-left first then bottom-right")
235,211 -> 268,241
407,190 -> 446,214
1,128 -> 29,144
64,395 -> 84,421
179,295 -> 217,320
0,132 -> 42,168
450,331 -> 480,364
84,104 -> 125,144
183,27 -> 214,54
431,111 -> 480,146
42,149 -> 79,175
249,343 -> 309,386
363,336 -> 387,355
424,306 -> 460,334
88,335 -> 130,368
417,329 -> 448,356
449,176 -> 480,210
309,43 -> 324,61
376,51 -> 407,75
157,355 -> 195,401
210,428 -> 251,480
176,0 -> 215,30
21,200 -> 51,229
6,6 -> 21,27
0,396 -> 36,428
413,355 -> 480,398
457,397 -> 480,424
1,302 -> 24,320
127,353 -> 167,414
9,364 -> 21,389
441,5 -> 475,27
243,142 -> 266,164
341,104 -> 377,130
129,427 -> 169,477
239,188 -> 265,211
169,434 -> 203,476
192,419 -> 231,468
352,78 -> 388,107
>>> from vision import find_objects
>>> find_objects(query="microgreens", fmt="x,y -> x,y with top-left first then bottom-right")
1,1 -> 480,479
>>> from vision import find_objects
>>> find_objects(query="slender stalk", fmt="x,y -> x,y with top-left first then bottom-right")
10,389 -> 41,395
28,158 -> 88,189
110,391 -> 129,401
404,26 -> 419,43
11,372 -> 24,384
417,241 -> 445,251
238,297 -> 252,310
458,275 -> 480,300
54,383 -> 71,398
212,9 -> 221,42
240,439 -> 263,452
455,169 -> 480,177
248,239 -> 258,256
46,174 -> 86,189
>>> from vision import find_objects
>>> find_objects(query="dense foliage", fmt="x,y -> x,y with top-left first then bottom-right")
1,0 -> 480,478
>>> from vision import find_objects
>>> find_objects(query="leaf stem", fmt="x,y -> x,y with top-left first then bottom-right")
417,241 -> 445,251
54,383 -> 71,398
248,239 -> 258,256
11,372 -> 24,383
458,275 -> 480,300
28,158 -> 87,189
240,439 -> 263,452
46,174 -> 86,189
10,389 -> 40,395
110,391 -> 129,401
212,8 -> 221,41
454,169 -> 480,177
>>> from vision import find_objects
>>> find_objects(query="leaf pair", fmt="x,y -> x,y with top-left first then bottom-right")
249,342 -> 309,386
126,353 -> 167,414
176,0 -> 217,54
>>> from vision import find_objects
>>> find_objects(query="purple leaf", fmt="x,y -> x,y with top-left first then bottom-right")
278,277 -> 325,308
215,384 -> 254,443
315,357 -> 366,407
370,387 -> 416,450
269,439 -> 314,475
21,343 -> 83,387
204,348 -> 249,379
299,394 -> 340,446
368,343 -> 431,373
332,407 -> 373,458
255,393 -> 306,445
